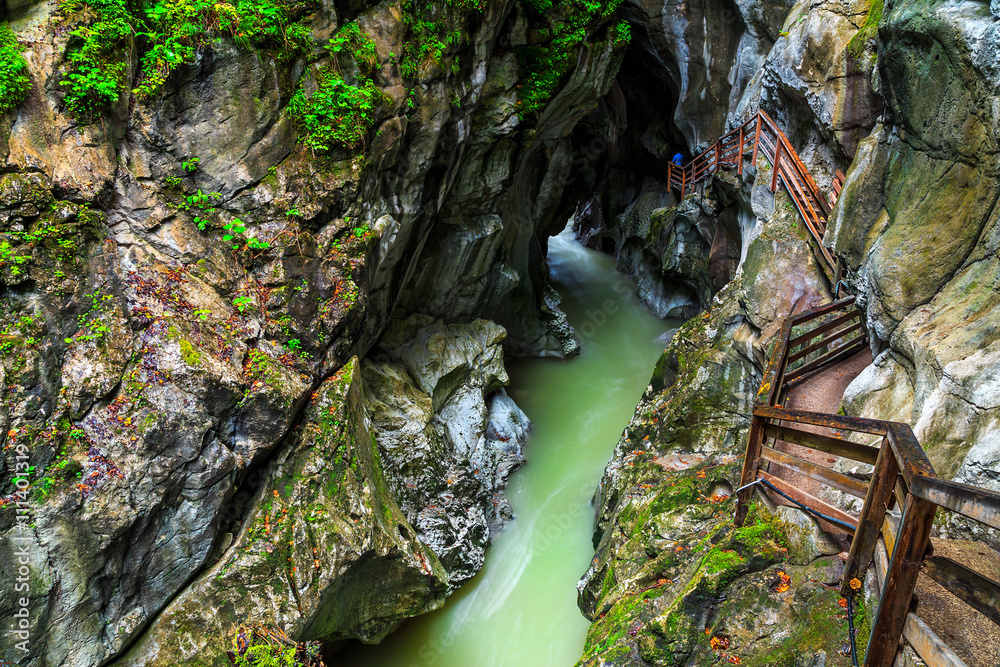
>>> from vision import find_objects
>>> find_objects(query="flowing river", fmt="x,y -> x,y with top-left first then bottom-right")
338,226 -> 673,667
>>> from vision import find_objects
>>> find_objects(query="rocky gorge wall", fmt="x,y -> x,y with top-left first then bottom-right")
828,0 -> 1000,547
2,0 -> 999,663
0,0 -> 628,663
577,2 -> 998,665
563,0 -> 1000,664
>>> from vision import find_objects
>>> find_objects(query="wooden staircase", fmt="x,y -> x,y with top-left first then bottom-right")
734,296 -> 1000,667
667,109 -> 846,284
674,106 -> 1000,667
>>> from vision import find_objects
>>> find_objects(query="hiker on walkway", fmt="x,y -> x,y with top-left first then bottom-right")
671,152 -> 683,166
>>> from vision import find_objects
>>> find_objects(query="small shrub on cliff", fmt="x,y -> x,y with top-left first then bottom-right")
228,624 -> 324,667
397,0 -> 484,79
59,0 -> 135,118
515,0 -> 627,119
0,23 -> 30,115
288,71 -> 383,153
59,0 -> 315,113
135,0 -> 313,97
288,22 -> 385,154
327,20 -> 377,72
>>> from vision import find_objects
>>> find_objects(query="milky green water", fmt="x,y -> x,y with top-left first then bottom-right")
336,226 -> 673,667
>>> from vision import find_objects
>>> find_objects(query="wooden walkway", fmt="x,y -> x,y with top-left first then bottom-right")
735,296 -> 1000,667
667,113 -> 1000,666
667,109 -> 845,283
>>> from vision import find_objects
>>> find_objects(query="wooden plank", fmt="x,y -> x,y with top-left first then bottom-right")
789,310 -> 859,347
780,161 -> 822,229
788,196 -> 815,239
817,244 -> 838,281
843,439 -> 898,596
887,424 -> 936,485
788,321 -> 864,363
865,494 -> 937,667
771,143 -> 781,192
764,423 -> 879,465
893,477 -> 907,512
760,134 -> 777,167
922,555 -> 1000,627
902,613 -> 970,667
758,471 -> 858,532
785,336 -> 866,383
756,318 -> 792,407
876,539 -> 971,667
752,114 -> 762,164
737,127 -> 744,175
735,414 -> 767,526
754,404 -> 891,436
882,511 -> 900,556
790,295 -> 857,325
761,109 -> 828,215
760,445 -> 869,498
909,475 -> 1000,532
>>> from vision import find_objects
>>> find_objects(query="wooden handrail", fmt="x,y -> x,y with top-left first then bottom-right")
668,109 -> 838,282
734,296 -> 1000,666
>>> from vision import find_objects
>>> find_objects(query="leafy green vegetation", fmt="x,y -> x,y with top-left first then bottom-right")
288,71 -> 383,153
287,21 -> 385,153
58,0 -> 315,117
0,23 -> 30,114
516,0 -> 629,119
135,0 -> 313,98
59,0 -> 135,118
398,0 -> 484,78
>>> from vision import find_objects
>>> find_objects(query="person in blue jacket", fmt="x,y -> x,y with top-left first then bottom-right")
672,152 -> 683,166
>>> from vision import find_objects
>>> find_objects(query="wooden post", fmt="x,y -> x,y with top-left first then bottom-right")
771,140 -> 782,193
667,162 -> 673,192
681,166 -> 686,198
714,143 -> 721,174
737,127 -> 744,175
842,438 -> 899,596
863,493 -> 937,667
751,114 -> 762,164
735,414 -> 767,526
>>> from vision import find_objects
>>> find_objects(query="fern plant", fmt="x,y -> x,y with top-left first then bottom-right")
0,23 -> 30,114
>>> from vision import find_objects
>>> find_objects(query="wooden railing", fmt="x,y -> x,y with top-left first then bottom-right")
668,110 -> 840,281
735,298 -> 1000,667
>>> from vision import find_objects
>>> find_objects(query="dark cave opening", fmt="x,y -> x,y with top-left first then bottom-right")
563,23 -> 689,258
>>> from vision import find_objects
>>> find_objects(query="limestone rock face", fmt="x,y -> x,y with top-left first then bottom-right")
747,0 -> 882,185
116,360 -> 451,667
0,0 -> 623,661
362,316 -> 530,581
826,0 -> 1000,533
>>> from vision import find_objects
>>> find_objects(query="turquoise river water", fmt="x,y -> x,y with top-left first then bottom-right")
338,226 -> 673,667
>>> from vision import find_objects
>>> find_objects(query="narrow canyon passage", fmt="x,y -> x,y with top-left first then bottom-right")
336,226 -> 675,666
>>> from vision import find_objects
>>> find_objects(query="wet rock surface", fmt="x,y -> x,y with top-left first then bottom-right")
826,0 -> 1000,545
0,0 -> 626,662
574,161 -> 844,664
361,315 -> 530,582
